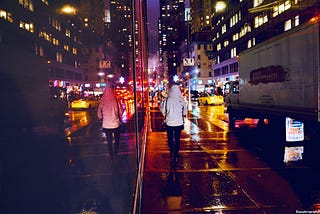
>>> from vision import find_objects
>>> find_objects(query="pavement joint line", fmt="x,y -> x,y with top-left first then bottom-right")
146,149 -> 248,153
198,142 -> 262,208
144,167 -> 273,173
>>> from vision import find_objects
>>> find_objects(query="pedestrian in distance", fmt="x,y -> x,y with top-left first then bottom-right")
160,84 -> 188,161
97,86 -> 124,159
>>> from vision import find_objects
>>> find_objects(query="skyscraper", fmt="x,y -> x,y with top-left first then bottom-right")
159,0 -> 187,83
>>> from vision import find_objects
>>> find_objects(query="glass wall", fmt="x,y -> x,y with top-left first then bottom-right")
0,0 -> 148,213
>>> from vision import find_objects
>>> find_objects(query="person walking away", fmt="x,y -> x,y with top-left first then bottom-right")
160,85 -> 188,161
97,86 -> 124,159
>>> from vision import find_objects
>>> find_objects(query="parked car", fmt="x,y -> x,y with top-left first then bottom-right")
71,96 -> 100,109
198,93 -> 224,105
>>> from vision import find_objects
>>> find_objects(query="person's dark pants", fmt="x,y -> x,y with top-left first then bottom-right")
103,127 -> 121,156
166,125 -> 184,158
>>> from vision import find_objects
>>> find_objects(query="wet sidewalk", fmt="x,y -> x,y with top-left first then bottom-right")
141,105 -> 311,213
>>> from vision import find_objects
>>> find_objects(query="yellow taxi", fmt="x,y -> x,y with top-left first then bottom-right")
198,93 -> 224,105
70,96 -> 100,109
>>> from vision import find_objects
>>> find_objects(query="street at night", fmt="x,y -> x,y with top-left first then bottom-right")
142,103 -> 320,213
1,102 -> 320,213
1,0 -> 320,213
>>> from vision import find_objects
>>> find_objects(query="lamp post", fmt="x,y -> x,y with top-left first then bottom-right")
185,72 -> 192,111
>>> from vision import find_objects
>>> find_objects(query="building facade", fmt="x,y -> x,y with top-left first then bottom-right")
159,0 -> 187,84
190,32 -> 215,92
211,0 -> 320,90
0,0 -> 84,89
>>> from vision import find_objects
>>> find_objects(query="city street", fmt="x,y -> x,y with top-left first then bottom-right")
2,1 -> 320,214
142,103 -> 320,213
1,104 -> 320,213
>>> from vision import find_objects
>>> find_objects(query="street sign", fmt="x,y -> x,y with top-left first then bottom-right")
98,60 -> 111,68
183,58 -> 194,66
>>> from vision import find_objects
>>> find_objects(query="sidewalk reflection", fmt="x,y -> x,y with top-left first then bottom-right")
166,162 -> 182,214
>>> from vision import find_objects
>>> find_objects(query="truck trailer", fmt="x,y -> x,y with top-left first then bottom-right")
225,17 -> 320,140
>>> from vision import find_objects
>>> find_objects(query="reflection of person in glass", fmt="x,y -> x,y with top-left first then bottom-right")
166,172 -> 182,214
97,86 -> 124,159
160,85 -> 188,161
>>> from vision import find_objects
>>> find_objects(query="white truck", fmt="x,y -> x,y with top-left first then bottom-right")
225,18 -> 320,139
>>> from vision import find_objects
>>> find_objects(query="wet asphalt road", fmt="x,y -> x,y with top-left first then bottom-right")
141,104 -> 320,213
1,104 -> 320,213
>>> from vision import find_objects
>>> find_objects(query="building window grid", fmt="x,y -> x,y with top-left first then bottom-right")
19,0 -> 34,12
0,10 -> 13,23
254,13 -> 268,28
19,21 -> 34,33
272,0 -> 291,17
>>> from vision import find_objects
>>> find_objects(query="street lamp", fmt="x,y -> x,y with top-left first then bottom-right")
215,1 -> 227,12
60,5 -> 77,14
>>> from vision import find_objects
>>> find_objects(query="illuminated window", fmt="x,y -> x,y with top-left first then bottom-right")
230,11 -> 241,27
295,15 -> 299,26
233,33 -> 239,41
39,45 -> 44,56
63,45 -> 69,51
254,14 -> 268,28
224,40 -> 229,47
39,31 -> 52,42
284,19 -> 291,31
0,10 -> 13,23
284,1 -> 291,10
231,47 -> 237,58
253,0 -> 264,7
19,21 -> 34,33
19,0 -> 34,11
217,43 -> 221,51
52,18 -> 61,31
66,29 -> 71,37
41,0 -> 48,5
56,52 -> 62,63
248,39 -> 252,48
273,6 -> 279,17
0,10 -> 6,19
53,38 -> 59,45
221,24 -> 227,34
72,47 -> 77,55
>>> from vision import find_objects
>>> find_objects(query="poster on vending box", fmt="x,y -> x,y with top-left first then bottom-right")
285,117 -> 304,142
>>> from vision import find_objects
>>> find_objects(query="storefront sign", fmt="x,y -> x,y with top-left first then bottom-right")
183,58 -> 195,66
285,117 -> 304,142
249,65 -> 286,85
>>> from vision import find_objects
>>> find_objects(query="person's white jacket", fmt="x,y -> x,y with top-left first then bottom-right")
160,85 -> 188,127
97,87 -> 123,129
